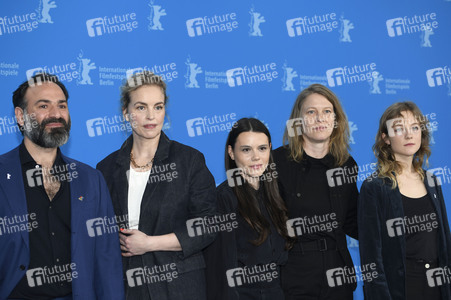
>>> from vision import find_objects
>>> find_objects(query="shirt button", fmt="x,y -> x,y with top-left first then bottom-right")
296,193 -> 301,198
35,164 -> 40,168
20,265 -> 26,270
56,258 -> 60,262
49,206 -> 52,209
425,263 -> 430,268
51,232 -> 55,236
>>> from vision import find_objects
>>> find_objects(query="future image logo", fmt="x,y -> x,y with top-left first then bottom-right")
427,167 -> 451,187
186,213 -> 238,237
26,61 -> 79,85
226,168 -> 244,187
86,114 -> 134,137
426,67 -> 451,87
186,113 -> 237,137
326,264 -> 377,287
86,13 -> 138,37
26,263 -> 78,288
286,213 -> 338,237
426,267 -> 451,287
86,215 -> 126,237
326,167 -> 357,187
226,63 -> 278,87
186,13 -> 238,37
386,13 -> 438,47
0,0 -> 57,37
286,12 -> 338,38
326,63 -> 377,87
126,264 -> 178,287
226,263 -> 278,287
386,214 -> 438,238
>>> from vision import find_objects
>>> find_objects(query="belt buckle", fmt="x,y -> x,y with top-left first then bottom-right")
318,238 -> 327,251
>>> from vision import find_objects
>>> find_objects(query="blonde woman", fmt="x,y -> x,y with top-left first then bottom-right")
97,71 -> 216,299
274,84 -> 359,299
358,101 -> 451,300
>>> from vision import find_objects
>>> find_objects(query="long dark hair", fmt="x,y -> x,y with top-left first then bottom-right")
225,118 -> 293,249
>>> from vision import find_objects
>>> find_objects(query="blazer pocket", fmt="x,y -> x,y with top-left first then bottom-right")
175,252 -> 206,274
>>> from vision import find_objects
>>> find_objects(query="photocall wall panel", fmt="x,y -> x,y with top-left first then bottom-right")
1,1 -> 450,297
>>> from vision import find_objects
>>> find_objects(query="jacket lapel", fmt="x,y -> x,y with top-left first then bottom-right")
113,133 -> 171,231
423,174 -> 442,222
0,147 -> 29,249
423,172 -> 447,259
386,179 -> 407,260
60,155 -> 91,254
138,132 -> 171,231
114,136 -> 134,223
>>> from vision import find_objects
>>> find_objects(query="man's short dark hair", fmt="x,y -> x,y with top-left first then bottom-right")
12,73 -> 69,110
12,73 -> 69,134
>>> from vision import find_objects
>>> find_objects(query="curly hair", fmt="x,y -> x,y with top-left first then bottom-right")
373,101 -> 431,188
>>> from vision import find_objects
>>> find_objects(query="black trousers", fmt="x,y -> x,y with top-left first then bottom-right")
281,242 -> 353,300
405,259 -> 441,300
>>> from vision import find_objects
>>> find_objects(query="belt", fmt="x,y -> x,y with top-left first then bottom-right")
293,237 -> 339,253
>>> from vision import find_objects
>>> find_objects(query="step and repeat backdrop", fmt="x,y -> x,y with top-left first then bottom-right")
1,0 -> 450,297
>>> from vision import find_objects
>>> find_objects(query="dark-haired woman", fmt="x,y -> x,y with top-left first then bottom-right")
204,118 -> 293,300
97,71 -> 216,299
273,84 -> 359,299
358,101 -> 451,300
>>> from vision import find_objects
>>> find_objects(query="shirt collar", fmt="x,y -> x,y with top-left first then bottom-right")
19,141 -> 65,167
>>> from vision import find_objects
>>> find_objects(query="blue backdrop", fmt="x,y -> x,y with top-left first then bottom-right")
1,1 -> 450,298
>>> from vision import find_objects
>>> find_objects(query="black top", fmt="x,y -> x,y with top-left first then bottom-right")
273,147 -> 358,242
235,185 -> 285,288
293,154 -> 334,241
402,193 -> 439,262
236,185 -> 285,265
273,146 -> 358,290
9,143 -> 71,300
204,181 -> 288,300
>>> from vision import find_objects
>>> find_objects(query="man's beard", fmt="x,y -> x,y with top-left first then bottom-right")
23,111 -> 71,148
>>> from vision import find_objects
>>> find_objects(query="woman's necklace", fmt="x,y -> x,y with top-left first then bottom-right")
130,150 -> 154,170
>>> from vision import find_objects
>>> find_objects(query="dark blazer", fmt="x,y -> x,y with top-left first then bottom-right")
273,146 -> 359,289
97,132 -> 217,300
0,146 -> 125,300
358,172 -> 451,300
204,181 -> 288,300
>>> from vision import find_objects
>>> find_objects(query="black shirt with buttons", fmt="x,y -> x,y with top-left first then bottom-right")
9,142 -> 72,300
235,184 -> 287,288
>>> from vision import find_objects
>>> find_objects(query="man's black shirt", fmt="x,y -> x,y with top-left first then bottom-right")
9,142 -> 72,300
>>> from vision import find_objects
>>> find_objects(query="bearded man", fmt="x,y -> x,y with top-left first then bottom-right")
0,73 -> 125,300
